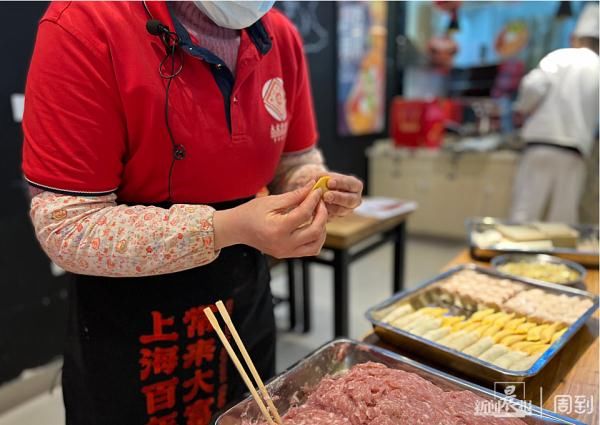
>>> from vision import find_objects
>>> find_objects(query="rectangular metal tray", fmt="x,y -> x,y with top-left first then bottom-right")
214,339 -> 582,424
365,265 -> 599,384
490,253 -> 587,286
467,217 -> 599,267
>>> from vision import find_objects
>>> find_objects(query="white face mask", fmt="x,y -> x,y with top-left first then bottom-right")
193,1 -> 275,30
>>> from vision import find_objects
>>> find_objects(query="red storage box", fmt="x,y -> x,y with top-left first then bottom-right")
390,98 -> 461,149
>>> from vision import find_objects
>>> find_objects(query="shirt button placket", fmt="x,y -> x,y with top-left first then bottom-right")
231,94 -> 243,140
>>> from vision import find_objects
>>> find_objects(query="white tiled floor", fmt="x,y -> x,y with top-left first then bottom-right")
0,236 -> 462,425
272,236 -> 463,371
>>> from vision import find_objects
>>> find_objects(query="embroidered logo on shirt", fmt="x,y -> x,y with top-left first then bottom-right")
270,121 -> 289,144
262,78 -> 287,122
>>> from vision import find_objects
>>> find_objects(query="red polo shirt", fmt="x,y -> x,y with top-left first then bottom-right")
22,1 -> 318,204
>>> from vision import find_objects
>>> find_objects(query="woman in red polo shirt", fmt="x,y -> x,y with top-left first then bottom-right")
22,2 -> 362,424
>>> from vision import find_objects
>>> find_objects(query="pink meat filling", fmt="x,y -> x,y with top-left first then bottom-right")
242,362 -> 527,425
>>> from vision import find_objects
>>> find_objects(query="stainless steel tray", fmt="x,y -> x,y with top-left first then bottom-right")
365,265 -> 599,384
491,253 -> 587,286
467,217 -> 599,267
214,339 -> 582,424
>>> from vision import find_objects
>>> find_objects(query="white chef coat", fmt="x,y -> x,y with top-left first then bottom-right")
514,47 -> 599,156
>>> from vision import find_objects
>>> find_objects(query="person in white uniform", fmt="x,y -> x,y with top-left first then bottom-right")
511,3 -> 599,224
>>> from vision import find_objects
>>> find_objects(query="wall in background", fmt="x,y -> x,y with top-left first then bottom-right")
0,1 -> 69,386
401,1 -> 588,99
433,1 -> 585,69
278,1 -> 404,185
406,1 -> 586,68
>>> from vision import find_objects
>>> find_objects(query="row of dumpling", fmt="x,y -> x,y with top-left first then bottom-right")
436,269 -> 525,308
503,288 -> 594,325
381,305 -> 567,371
435,270 -> 592,325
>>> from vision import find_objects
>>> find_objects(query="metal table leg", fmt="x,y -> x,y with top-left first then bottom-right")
333,249 -> 350,337
286,259 -> 297,331
301,260 -> 311,333
393,221 -> 406,293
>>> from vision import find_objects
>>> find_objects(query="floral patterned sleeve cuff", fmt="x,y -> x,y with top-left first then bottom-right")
30,191 -> 220,277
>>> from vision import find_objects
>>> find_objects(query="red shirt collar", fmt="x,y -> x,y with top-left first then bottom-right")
143,0 -> 272,55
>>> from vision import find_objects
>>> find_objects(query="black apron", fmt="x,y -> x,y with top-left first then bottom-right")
61,199 -> 276,425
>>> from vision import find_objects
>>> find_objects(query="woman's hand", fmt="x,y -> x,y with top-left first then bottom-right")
213,181 -> 328,258
321,172 -> 363,218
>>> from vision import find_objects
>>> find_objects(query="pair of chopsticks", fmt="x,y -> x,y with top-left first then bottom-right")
204,301 -> 283,425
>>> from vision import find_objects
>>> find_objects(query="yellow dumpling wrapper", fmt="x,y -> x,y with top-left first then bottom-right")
470,309 -> 496,322
511,341 -> 538,352
482,311 -> 514,326
504,317 -> 526,330
527,325 -> 550,342
541,323 -> 563,344
462,321 -> 483,333
492,329 -> 519,343
312,176 -> 331,193
482,312 -> 508,324
523,343 -> 550,355
418,307 -> 448,317
442,316 -> 465,327
500,334 -> 527,346
516,322 -> 537,333
551,328 -> 568,344
483,324 -> 503,337
493,313 -> 515,327
471,323 -> 493,336
452,320 -> 472,332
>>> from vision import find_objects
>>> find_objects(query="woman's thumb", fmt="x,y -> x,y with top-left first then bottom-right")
272,181 -> 315,209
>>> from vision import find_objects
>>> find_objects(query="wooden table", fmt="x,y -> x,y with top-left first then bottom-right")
288,211 -> 412,337
364,250 -> 599,424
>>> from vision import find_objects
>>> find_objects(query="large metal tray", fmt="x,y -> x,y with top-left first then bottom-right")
467,218 -> 599,267
365,265 -> 599,385
214,339 -> 582,424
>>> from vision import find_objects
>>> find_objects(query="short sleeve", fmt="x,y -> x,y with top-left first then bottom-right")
283,27 -> 319,154
22,18 -> 125,195
514,68 -> 551,114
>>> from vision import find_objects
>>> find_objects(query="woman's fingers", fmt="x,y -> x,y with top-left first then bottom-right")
292,201 -> 328,245
327,174 -> 363,193
285,188 -> 322,228
323,190 -> 362,209
271,180 -> 314,210
326,203 -> 351,218
258,173 -> 362,258
292,214 -> 328,257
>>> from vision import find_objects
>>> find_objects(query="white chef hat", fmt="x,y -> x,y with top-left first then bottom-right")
573,3 -> 599,38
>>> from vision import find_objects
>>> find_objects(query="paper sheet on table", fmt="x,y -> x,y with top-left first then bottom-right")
354,197 -> 418,219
